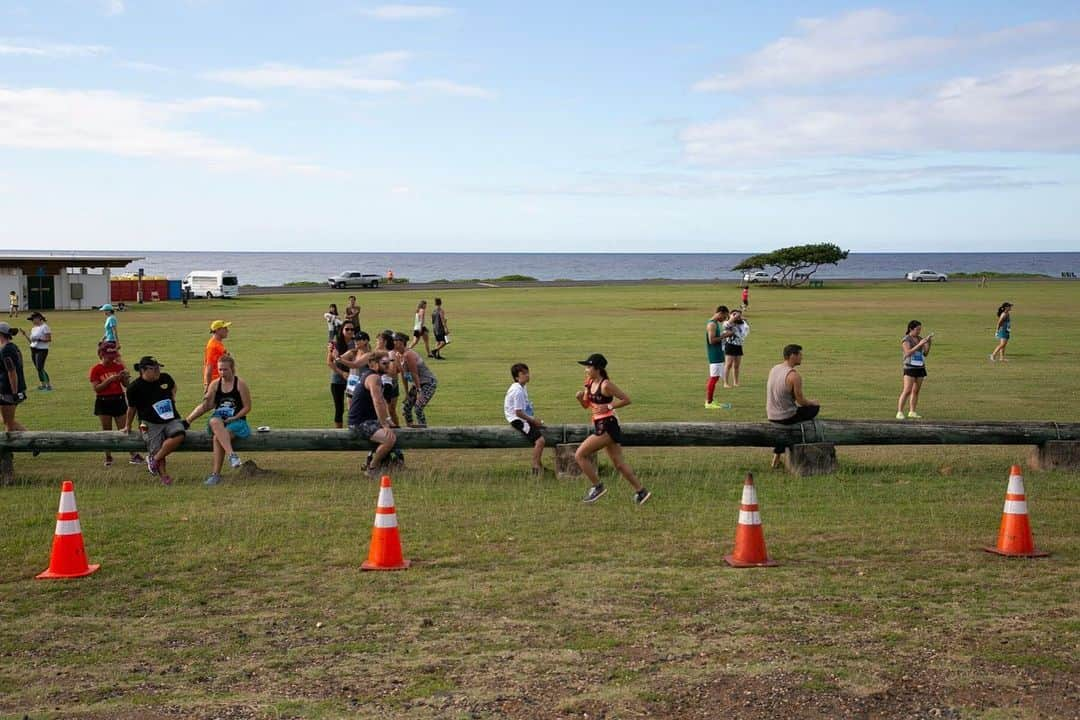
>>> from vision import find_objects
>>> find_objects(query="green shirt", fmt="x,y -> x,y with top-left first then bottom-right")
705,320 -> 725,363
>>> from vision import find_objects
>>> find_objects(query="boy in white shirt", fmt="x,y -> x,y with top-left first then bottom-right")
504,363 -> 546,475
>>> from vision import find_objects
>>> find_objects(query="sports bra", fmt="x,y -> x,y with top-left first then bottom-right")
586,381 -> 614,420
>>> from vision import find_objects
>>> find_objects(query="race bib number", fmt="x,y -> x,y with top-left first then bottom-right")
910,351 -> 925,367
346,374 -> 361,397
152,398 -> 175,420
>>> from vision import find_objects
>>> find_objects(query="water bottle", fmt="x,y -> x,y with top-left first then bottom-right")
720,403 -> 733,410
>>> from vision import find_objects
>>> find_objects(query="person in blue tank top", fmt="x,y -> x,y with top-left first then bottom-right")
990,302 -> 1013,362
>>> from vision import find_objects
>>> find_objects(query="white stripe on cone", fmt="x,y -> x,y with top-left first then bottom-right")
1006,475 -> 1025,495
738,510 -> 762,525
54,519 -> 82,535
740,485 -> 758,505
374,513 -> 399,529
1003,500 -> 1029,515
377,487 -> 395,508
58,491 -> 77,513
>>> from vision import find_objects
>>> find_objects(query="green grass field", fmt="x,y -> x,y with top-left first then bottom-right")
1,280 -> 1077,719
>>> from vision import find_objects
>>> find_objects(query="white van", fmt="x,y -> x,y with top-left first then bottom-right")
183,270 -> 239,299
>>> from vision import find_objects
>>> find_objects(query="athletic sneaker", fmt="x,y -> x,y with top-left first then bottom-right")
228,453 -> 242,469
895,412 -> 905,420
204,473 -> 222,486
146,454 -> 159,476
907,411 -> 922,419
583,483 -> 607,503
705,401 -> 722,409
989,354 -> 996,362
129,453 -> 144,464
634,488 -> 652,506
104,456 -> 113,468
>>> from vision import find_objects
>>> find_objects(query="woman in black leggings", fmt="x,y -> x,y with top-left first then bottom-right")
327,321 -> 357,427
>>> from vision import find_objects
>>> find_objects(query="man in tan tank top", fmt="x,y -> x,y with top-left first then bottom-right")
765,344 -> 820,468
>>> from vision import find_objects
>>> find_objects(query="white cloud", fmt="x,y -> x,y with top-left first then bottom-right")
694,10 -> 1075,92
105,0 -> 125,15
683,64 -> 1080,162
415,79 -> 493,98
0,39 -> 110,58
359,5 -> 453,20
0,86 -> 321,174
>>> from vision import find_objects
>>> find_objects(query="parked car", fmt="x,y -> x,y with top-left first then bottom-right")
742,270 -> 774,284
905,269 -> 948,282
327,272 -> 381,289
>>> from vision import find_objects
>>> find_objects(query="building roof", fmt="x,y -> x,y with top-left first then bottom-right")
0,254 -> 142,271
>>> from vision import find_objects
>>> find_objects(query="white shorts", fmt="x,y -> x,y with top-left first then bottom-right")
709,363 -> 724,377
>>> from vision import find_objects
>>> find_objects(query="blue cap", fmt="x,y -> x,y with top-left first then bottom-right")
100,303 -> 114,312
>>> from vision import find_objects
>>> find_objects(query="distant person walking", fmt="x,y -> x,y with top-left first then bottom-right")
410,300 -> 432,357
124,356 -> 184,485
704,305 -> 732,408
766,344 -> 820,469
101,303 -> 118,343
505,362 -> 546,475
575,353 -> 650,505
990,302 -> 1013,362
8,291 -> 18,317
722,309 -> 750,389
897,320 -> 933,419
741,285 -> 749,311
203,320 -> 231,389
89,341 -> 142,468
431,297 -> 449,359
0,323 -> 27,432
26,311 -> 53,391
185,355 -> 253,486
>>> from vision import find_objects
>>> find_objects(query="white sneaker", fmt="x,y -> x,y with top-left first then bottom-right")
895,412 -> 905,420
228,453 -> 242,468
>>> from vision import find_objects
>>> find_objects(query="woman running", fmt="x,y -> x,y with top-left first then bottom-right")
574,353 -> 650,506
897,320 -> 933,419
990,302 -> 1013,362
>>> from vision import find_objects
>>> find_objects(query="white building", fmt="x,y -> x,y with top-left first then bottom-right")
0,254 -> 142,311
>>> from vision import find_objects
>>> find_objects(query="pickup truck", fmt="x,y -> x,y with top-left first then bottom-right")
327,272 -> 382,289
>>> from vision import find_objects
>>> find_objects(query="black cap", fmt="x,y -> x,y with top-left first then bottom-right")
135,355 -> 164,370
577,353 -> 608,369
26,312 -> 46,321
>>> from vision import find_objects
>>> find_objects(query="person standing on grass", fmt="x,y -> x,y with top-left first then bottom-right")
704,305 -> 733,408
766,344 -> 820,469
0,323 -> 27,432
89,341 -> 143,468
575,353 -> 650,506
409,300 -> 432,357
344,295 -> 361,331
26,311 -> 53,391
123,356 -> 184,486
722,309 -> 750,389
327,322 -> 358,428
185,355 -> 253,486
204,320 -> 231,390
505,363 -> 546,475
990,302 -> 1013,362
324,303 -> 342,343
347,350 -> 398,477
741,285 -> 749,311
395,332 -> 437,428
8,290 -> 17,317
897,320 -> 933,420
431,297 -> 449,359
378,330 -> 403,428
101,303 -> 118,343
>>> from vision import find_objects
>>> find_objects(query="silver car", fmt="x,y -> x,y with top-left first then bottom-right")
905,269 -> 948,282
327,272 -> 381,289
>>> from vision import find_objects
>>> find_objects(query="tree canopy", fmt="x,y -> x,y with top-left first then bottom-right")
732,243 -> 850,287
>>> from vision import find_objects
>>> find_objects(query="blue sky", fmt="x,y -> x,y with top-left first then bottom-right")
1,1 -> 1078,252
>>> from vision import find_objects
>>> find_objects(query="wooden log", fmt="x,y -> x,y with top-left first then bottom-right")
1,420 -> 1078,454
785,443 -> 838,477
1029,441 -> 1080,471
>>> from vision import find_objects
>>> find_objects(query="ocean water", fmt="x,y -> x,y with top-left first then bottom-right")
12,251 -> 1080,286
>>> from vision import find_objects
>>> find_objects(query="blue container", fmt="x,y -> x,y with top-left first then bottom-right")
167,279 -> 182,300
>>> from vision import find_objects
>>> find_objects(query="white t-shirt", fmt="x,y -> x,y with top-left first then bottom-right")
30,323 -> 51,349
504,382 -> 534,430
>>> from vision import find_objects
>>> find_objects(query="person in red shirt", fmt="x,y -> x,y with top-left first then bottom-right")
89,341 -> 142,468
203,320 -> 231,389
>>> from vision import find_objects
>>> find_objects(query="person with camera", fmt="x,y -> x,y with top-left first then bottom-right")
0,322 -> 27,432
185,355 -> 253,486
897,320 -> 933,419
89,341 -> 143,468
722,309 -> 750,388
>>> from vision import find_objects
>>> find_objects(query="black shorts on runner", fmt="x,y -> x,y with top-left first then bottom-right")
592,415 -> 623,443
94,394 -> 128,418
903,367 -> 927,378
510,419 -> 543,443
723,343 -> 744,357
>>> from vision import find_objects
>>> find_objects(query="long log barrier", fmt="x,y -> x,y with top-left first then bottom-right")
2,420 -> 1078,480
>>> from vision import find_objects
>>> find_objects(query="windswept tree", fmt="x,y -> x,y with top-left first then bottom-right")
733,243 -> 850,287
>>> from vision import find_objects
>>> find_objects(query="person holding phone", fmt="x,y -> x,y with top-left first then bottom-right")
897,320 -> 933,419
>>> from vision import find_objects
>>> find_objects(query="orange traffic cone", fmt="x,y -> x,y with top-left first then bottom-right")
36,480 -> 100,579
362,475 -> 411,571
724,472 -> 778,568
984,465 -> 1049,558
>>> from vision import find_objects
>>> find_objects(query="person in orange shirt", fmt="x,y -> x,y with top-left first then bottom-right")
204,320 -> 231,389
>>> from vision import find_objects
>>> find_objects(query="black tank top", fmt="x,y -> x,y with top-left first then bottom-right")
213,376 -> 244,415
587,380 -> 612,405
348,369 -> 378,425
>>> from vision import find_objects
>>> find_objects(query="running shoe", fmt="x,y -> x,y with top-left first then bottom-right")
104,456 -> 113,468
895,412 -> 905,420
634,488 -> 652,506
704,401 -> 722,409
228,453 -> 242,469
129,453 -> 144,464
204,473 -> 222,486
989,354 -> 996,362
582,483 -> 607,503
907,411 -> 922,419
146,454 -> 160,476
